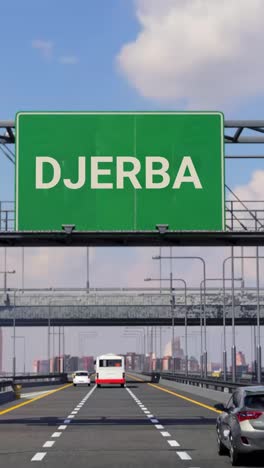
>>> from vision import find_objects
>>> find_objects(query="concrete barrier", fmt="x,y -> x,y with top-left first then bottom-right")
130,372 -> 230,405
0,386 -> 15,405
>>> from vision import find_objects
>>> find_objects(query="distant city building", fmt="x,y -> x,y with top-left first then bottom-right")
126,352 -> 136,370
208,362 -> 222,372
164,337 -> 184,359
65,356 -> 79,372
79,356 -> 94,372
162,356 -> 171,371
189,356 -> 199,372
236,351 -> 246,366
39,360 -> 49,374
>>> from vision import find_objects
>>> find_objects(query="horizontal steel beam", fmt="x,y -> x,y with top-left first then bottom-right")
0,317 -> 263,327
0,230 -> 263,247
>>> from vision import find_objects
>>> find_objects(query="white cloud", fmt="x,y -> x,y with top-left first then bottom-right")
58,55 -> 79,65
32,39 -> 54,59
233,170 -> 264,202
117,0 -> 264,108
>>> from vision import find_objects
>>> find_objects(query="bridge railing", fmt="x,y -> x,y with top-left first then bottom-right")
142,371 -> 263,393
0,200 -> 264,232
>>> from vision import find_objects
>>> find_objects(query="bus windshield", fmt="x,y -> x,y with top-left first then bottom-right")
99,359 -> 122,367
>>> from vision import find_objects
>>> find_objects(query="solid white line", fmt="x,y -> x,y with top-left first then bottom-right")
51,432 -> 62,438
31,452 -> 46,461
160,431 -> 171,437
176,452 -> 192,460
155,424 -> 164,430
43,441 -> 55,448
58,425 -> 67,430
168,440 -> 180,447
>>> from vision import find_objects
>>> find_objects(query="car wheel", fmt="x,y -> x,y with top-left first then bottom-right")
88,383 -> 91,386
230,435 -> 240,466
216,428 -> 228,456
73,383 -> 76,387
121,384 -> 124,388
97,384 -> 101,388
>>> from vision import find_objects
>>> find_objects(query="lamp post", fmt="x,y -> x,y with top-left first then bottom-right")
12,289 -> 18,377
223,254 -> 264,383
200,276 -> 242,380
153,255 -> 206,377
12,335 -> 26,374
86,247 -> 90,292
144,276 -> 188,375
0,269 -> 16,293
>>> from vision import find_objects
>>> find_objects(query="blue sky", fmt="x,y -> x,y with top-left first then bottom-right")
1,1 -> 264,369
1,0 -> 263,198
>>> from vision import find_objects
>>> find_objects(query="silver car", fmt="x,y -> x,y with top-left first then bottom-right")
215,386 -> 264,465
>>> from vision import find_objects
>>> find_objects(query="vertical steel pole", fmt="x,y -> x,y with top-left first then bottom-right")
62,326 -> 65,373
222,260 -> 227,381
200,286 -> 203,378
48,302 -> 51,373
23,337 -> 26,374
22,247 -> 24,292
184,282 -> 188,376
231,246 -> 236,382
12,291 -> 16,377
256,246 -> 262,383
4,248 -> 7,293
253,324 -> 257,378
159,326 -> 162,372
203,262 -> 207,378
86,247 -> 90,292
159,247 -> 162,293
52,326 -> 55,372
241,246 -> 244,293
170,273 -> 175,375
58,327 -> 61,372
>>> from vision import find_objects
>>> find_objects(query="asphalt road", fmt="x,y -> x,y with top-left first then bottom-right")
0,378 -> 263,467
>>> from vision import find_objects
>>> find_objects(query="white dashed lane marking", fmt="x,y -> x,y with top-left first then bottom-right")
51,432 -> 62,438
126,386 -> 192,462
168,440 -> 180,447
30,385 -> 96,462
31,452 -> 46,461
43,441 -> 55,448
177,451 -> 192,460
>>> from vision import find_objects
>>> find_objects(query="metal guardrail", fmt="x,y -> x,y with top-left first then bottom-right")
142,371 -> 263,393
0,380 -> 13,391
0,373 -> 68,390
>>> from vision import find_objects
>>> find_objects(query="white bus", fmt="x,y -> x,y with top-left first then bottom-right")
95,354 -> 125,387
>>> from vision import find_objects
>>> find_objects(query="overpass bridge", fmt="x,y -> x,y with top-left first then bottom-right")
0,288 -> 264,326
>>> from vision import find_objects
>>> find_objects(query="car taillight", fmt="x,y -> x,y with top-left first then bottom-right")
237,411 -> 262,422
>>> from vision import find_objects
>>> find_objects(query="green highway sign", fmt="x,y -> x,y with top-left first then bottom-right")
16,112 -> 224,231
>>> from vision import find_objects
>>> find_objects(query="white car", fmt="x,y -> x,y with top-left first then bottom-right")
73,370 -> 91,386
